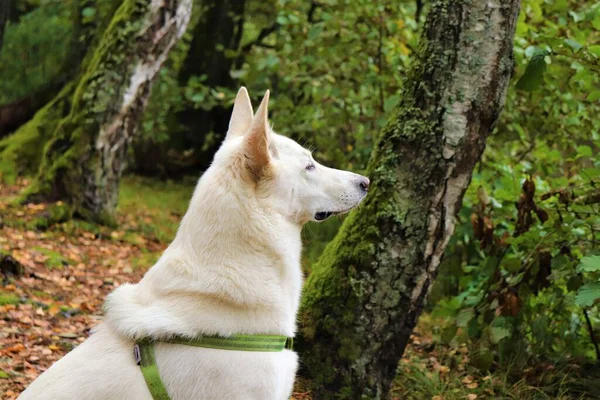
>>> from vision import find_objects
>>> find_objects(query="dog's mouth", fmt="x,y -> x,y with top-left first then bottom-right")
314,210 -> 348,221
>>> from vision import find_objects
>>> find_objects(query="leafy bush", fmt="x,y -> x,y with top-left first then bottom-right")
429,0 -> 600,367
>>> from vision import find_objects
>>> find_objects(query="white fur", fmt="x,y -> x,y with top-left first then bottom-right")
19,88 -> 368,400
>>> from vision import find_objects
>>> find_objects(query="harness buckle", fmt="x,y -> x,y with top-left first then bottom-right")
133,344 -> 142,365
285,337 -> 294,350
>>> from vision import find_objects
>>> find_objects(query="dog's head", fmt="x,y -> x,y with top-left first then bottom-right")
212,87 -> 369,225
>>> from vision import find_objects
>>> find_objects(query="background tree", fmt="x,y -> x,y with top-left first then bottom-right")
0,0 -> 121,175
21,0 -> 192,224
133,0 -> 247,175
297,0 -> 521,398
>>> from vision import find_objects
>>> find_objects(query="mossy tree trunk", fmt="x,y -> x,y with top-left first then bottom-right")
297,0 -> 521,398
0,1 -> 121,170
0,83 -> 75,182
22,0 -> 192,225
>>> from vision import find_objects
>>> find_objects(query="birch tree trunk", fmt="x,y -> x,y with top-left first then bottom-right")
297,0 -> 521,398
22,0 -> 192,225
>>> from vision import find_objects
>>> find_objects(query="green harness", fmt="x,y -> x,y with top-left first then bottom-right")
134,335 -> 294,400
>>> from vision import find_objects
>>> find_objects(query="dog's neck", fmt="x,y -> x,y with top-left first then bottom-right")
104,171 -> 304,340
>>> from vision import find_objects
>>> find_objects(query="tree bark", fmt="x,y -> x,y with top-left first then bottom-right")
131,0 -> 247,176
297,0 -> 521,398
22,0 -> 192,225
0,83 -> 75,182
0,0 -> 121,161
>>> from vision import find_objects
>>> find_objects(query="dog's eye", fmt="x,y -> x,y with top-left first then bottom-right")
305,163 -> 316,172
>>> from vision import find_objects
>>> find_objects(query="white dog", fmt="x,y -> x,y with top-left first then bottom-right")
18,88 -> 369,400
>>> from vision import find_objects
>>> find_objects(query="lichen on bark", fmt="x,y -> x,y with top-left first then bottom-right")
297,0 -> 521,398
22,0 -> 192,225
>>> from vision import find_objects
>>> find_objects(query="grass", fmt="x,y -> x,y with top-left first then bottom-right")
117,175 -> 195,243
31,246 -> 69,269
0,290 -> 20,306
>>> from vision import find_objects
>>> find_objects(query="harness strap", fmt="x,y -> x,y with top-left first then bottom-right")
135,339 -> 171,400
134,335 -> 293,400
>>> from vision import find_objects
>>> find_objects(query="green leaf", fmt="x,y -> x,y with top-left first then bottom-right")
588,45 -> 600,57
229,70 -> 246,79
81,7 -> 96,18
577,255 -> 600,273
516,50 -> 550,92
441,326 -> 458,344
576,145 -> 593,158
575,283 -> 600,307
565,39 -> 582,52
490,326 -> 511,344
276,14 -> 288,25
502,257 -> 521,273
384,94 -> 400,113
567,275 -> 582,292
456,308 -> 475,327
587,91 -> 600,102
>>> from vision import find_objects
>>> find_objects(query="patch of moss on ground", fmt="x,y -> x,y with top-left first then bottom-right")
31,246 -> 70,269
0,290 -> 20,306
29,202 -> 74,230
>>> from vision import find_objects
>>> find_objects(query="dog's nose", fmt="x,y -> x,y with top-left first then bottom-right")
359,177 -> 370,192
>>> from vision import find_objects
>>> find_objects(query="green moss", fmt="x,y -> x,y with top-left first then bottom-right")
0,83 -> 75,183
31,246 -> 70,270
32,290 -> 53,299
0,290 -> 20,306
21,0 -> 165,225
27,202 -> 74,230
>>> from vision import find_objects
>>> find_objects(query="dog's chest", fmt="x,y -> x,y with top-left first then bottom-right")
155,343 -> 299,400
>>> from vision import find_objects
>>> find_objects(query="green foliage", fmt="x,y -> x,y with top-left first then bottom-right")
136,1 -> 202,145
240,0 -> 417,171
0,1 -> 73,104
575,283 -> 600,307
430,0 -> 600,367
515,49 -> 550,91
0,290 -> 20,306
0,0 -> 120,106
0,83 -> 75,182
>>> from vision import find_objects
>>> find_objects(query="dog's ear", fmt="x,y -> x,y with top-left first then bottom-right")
244,90 -> 270,179
226,87 -> 253,140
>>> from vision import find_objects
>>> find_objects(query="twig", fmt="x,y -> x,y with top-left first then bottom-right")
416,0 -> 424,22
240,23 -> 280,54
307,1 -> 322,23
583,308 -> 600,362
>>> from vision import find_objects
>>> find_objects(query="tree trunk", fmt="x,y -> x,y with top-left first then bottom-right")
22,0 -> 192,225
0,83 -> 75,182
0,0 -> 121,162
297,0 -> 521,398
176,0 -> 246,170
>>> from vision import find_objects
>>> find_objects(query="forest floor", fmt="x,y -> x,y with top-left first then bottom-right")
0,176 -> 597,400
